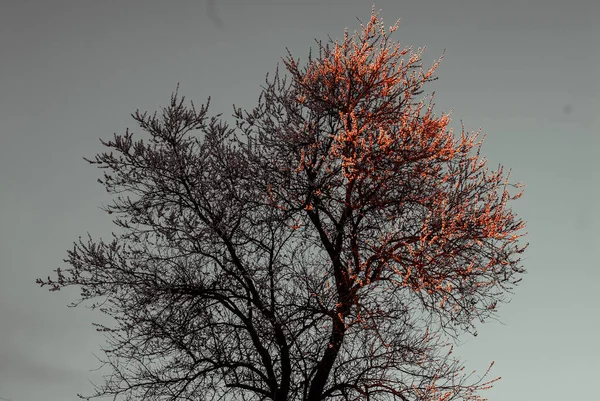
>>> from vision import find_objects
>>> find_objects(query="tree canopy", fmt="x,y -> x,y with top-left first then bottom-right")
38,8 -> 527,401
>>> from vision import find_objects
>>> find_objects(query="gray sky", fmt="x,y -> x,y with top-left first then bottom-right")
1,0 -> 598,400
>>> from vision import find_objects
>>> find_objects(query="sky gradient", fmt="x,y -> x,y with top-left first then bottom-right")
1,1 -> 599,400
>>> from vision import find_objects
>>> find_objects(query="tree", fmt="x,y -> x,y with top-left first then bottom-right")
38,8 -> 527,401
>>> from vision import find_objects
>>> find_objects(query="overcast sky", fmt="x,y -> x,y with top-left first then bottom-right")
1,1 -> 599,400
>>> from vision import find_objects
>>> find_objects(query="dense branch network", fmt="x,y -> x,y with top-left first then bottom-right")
38,8 -> 527,401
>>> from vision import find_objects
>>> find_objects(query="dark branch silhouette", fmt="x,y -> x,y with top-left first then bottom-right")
38,8 -> 527,401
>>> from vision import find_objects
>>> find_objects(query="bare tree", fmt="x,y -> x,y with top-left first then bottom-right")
38,8 -> 527,401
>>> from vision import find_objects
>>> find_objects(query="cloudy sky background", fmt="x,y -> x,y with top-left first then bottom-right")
1,0 -> 598,400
